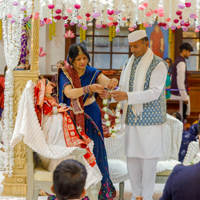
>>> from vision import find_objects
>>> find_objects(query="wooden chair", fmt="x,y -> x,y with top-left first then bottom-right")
26,145 -> 87,200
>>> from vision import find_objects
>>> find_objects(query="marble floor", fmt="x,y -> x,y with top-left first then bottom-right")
0,172 -> 165,200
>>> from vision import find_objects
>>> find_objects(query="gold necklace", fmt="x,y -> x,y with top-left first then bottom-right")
76,68 -> 86,74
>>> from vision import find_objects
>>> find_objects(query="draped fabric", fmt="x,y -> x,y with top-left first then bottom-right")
179,123 -> 199,162
58,66 -> 116,200
34,79 -> 96,167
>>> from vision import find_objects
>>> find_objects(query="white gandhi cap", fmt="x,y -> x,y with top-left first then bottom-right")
128,30 -> 148,43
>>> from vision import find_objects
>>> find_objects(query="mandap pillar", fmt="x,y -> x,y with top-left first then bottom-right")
1,13 -> 40,197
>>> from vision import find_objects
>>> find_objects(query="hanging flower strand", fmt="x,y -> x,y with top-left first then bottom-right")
102,97 -> 121,138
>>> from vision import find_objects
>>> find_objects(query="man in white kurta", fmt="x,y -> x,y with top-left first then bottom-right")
111,30 -> 168,200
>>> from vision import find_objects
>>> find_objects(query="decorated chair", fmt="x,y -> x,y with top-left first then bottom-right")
10,80 -> 102,200
156,114 -> 183,183
26,145 -> 87,200
104,124 -> 129,200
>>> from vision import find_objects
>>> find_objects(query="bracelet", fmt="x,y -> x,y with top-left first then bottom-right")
83,86 -> 87,94
83,85 -> 90,94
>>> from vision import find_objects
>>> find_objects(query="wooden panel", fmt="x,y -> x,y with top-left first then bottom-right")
174,29 -> 183,59
189,86 -> 200,112
166,100 -> 180,115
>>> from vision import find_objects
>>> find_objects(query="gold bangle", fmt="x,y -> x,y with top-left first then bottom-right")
89,85 -> 92,92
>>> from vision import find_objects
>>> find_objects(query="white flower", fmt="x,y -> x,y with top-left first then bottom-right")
109,127 -> 112,133
116,111 -> 121,118
102,107 -> 107,112
104,114 -> 109,120
111,133 -> 116,138
117,103 -> 121,109
115,119 -> 120,124
106,121 -> 111,127
103,99 -> 108,105
114,126 -> 118,132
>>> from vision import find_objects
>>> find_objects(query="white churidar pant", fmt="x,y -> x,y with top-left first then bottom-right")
127,157 -> 159,200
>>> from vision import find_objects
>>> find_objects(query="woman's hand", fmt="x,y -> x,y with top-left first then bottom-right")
89,84 -> 105,93
99,90 -> 110,99
107,78 -> 118,90
57,107 -> 69,113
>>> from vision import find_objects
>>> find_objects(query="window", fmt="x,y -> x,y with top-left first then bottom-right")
75,21 -> 130,70
182,26 -> 200,71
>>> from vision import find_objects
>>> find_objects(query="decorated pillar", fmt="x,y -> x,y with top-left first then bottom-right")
1,11 -> 40,198
30,16 -> 40,71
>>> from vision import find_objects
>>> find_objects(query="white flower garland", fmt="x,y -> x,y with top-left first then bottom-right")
102,98 -> 121,138
1,0 -> 23,176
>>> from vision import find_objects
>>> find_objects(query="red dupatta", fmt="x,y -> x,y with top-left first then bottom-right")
34,79 -> 96,167
63,64 -> 85,132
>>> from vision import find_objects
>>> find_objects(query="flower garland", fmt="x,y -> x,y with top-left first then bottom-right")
80,26 -> 83,42
102,98 -> 121,138
49,21 -> 55,41
1,1 -> 200,32
109,26 -> 115,41
1,0 -> 23,176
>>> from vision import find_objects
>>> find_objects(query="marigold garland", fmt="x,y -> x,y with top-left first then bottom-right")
168,28 -> 172,43
52,21 -> 56,37
139,24 -> 146,30
80,27 -> 83,42
80,27 -> 86,42
109,26 -> 115,42
49,21 -> 56,41
83,29 -> 86,41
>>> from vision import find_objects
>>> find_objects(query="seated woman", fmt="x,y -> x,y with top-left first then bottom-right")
35,79 -> 96,169
11,79 -> 102,200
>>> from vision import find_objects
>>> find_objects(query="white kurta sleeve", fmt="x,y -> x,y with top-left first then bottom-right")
176,62 -> 188,101
127,62 -> 167,105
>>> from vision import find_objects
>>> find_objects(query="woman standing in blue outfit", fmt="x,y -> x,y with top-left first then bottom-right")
57,43 -> 118,199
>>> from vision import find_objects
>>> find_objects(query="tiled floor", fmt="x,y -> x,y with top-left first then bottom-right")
0,172 -> 164,200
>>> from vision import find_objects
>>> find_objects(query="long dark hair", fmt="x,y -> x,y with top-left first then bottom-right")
53,159 -> 87,200
67,43 -> 90,66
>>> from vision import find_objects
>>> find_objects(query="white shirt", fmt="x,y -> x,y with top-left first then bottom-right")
125,62 -> 168,158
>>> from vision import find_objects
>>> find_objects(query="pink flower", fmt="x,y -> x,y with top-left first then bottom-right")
64,30 -> 75,38
74,4 -> 81,9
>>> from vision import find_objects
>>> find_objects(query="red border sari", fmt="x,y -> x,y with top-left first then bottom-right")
34,79 -> 96,167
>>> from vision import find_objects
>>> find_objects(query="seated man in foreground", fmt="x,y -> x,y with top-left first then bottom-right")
159,162 -> 200,200
51,159 -> 87,200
